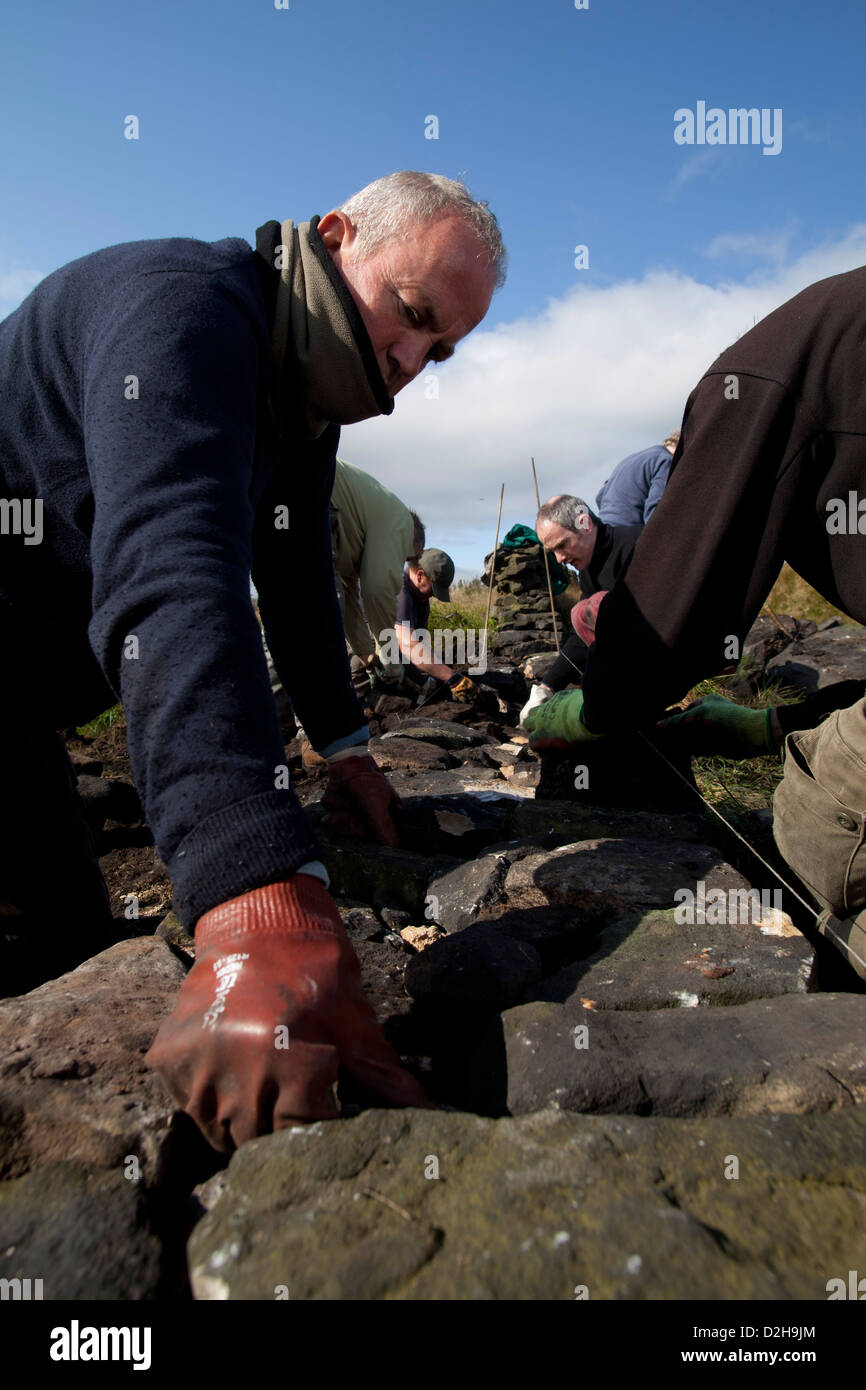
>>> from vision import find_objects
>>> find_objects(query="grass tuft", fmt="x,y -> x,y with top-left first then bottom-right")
429,577 -> 497,634
75,703 -> 123,738
683,676 -> 805,825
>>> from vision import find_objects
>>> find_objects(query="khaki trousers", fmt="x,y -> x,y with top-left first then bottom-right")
773,693 -> 866,979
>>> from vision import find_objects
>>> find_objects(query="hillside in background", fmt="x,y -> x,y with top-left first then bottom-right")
435,563 -> 861,635
766,563 -> 857,627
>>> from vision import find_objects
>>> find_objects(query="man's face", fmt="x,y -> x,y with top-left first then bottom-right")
537,517 -> 596,569
318,211 -> 497,395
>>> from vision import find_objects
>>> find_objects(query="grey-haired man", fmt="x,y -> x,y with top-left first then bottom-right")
0,170 -> 505,1150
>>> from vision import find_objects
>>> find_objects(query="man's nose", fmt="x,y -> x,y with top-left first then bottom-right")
392,333 -> 433,385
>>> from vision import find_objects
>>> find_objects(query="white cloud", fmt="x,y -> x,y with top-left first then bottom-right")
342,225 -> 866,575
704,222 -> 799,265
664,147 -> 726,202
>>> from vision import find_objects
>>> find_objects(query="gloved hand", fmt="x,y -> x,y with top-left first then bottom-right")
571,590 -> 607,646
520,682 -> 553,726
524,688 -> 604,749
655,696 -> 775,758
448,674 -> 479,703
321,752 -> 402,847
145,875 -> 431,1151
379,660 -> 407,687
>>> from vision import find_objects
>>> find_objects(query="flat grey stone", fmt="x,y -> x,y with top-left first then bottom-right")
523,651 -> 561,684
502,800 -> 710,844
0,937 -> 186,1184
502,837 -> 747,925
367,737 -> 458,772
525,904 -> 813,1011
379,720 -> 493,750
187,1104 -> 866,1300
739,613 -> 805,678
470,991 -> 866,1119
767,626 -> 866,692
385,769 -> 537,800
427,854 -> 509,932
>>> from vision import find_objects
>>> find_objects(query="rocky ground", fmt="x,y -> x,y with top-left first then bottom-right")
1,566 -> 865,1301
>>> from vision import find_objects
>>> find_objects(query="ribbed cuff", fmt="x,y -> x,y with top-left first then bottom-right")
759,707 -> 775,754
196,875 -> 342,948
169,789 -> 323,930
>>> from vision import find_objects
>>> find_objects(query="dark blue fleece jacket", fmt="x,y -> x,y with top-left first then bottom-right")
0,233 -> 369,926
595,445 -> 672,527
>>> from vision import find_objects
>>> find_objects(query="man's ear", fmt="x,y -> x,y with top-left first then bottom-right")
317,210 -> 357,256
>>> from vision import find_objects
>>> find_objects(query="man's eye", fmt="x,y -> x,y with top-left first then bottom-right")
401,300 -> 420,325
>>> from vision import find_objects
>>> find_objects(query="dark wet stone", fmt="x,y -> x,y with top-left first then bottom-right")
427,854 -> 509,933
75,775 -> 142,832
0,1162 -> 164,1299
337,900 -> 385,943
536,732 -> 697,810
404,926 -> 543,1011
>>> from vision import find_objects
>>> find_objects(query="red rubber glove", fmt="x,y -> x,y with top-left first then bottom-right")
571,590 -> 607,646
145,876 -> 431,1152
321,754 -> 402,847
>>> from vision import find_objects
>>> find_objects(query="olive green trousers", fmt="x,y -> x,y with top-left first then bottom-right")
773,692 -> 866,980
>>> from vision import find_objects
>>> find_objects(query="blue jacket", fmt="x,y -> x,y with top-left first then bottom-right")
0,231 -> 371,927
595,445 -> 672,527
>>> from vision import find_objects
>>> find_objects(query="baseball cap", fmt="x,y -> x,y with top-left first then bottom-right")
418,548 -> 455,602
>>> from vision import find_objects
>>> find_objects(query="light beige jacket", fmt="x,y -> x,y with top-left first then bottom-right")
330,459 -> 415,659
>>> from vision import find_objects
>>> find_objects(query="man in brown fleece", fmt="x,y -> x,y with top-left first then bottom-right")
526,266 -> 866,980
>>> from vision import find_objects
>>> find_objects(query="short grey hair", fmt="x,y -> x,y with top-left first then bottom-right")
338,171 -> 507,289
536,495 -> 595,533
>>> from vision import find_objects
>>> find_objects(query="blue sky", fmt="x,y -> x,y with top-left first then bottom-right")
2,0 -> 865,575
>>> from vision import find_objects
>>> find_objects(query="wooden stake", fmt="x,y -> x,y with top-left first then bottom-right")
761,602 -> 790,637
482,484 -> 505,666
530,456 -> 561,653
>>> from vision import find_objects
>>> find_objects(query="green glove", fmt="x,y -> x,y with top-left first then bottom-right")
656,696 -> 775,758
368,658 -> 401,693
524,689 -> 604,749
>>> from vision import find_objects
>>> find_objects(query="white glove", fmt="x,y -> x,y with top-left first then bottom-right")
519,683 -> 553,726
